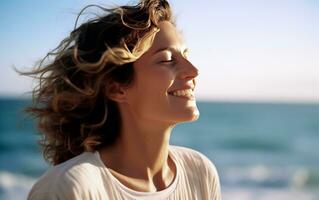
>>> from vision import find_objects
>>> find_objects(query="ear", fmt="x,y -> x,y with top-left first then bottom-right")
105,81 -> 127,103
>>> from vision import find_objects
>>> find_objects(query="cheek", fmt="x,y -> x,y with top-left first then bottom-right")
136,73 -> 173,111
144,67 -> 174,90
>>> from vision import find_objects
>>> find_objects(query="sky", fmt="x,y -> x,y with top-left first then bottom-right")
1,0 -> 318,103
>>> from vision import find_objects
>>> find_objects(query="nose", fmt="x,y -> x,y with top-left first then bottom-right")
179,59 -> 199,80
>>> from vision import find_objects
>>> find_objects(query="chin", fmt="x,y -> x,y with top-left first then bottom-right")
189,112 -> 200,121
177,110 -> 200,123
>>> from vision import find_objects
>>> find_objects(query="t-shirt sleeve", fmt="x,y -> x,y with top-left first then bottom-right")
27,172 -> 85,200
198,152 -> 222,200
174,146 -> 222,200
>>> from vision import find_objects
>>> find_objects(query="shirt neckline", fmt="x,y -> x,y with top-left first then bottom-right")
94,146 -> 180,199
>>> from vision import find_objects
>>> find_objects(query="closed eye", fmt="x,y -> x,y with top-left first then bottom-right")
159,57 -> 176,65
160,59 -> 173,63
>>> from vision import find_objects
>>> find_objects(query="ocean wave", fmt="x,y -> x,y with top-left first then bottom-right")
220,165 -> 319,189
0,171 -> 36,200
222,187 -> 319,200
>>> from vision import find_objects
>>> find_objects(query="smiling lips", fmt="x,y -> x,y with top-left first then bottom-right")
168,89 -> 195,99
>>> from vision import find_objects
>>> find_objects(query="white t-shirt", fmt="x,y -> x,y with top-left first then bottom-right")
28,145 -> 221,200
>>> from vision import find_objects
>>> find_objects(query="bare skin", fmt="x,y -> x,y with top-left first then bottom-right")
99,125 -> 176,192
99,21 -> 199,192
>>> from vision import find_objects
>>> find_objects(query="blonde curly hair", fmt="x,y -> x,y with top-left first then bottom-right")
18,0 -> 173,165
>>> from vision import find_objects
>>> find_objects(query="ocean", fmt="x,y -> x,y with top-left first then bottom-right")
0,98 -> 318,200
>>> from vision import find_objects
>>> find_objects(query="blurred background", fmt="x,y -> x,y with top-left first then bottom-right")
0,0 -> 318,199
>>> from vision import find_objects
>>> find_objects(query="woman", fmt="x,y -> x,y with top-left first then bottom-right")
23,0 -> 221,199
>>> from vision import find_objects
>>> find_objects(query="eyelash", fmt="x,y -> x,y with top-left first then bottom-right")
160,57 -> 175,64
158,51 -> 188,65
161,59 -> 173,63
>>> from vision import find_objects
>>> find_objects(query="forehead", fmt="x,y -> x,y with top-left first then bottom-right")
148,21 -> 185,53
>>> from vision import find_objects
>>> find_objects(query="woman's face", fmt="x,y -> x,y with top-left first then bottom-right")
125,21 -> 199,125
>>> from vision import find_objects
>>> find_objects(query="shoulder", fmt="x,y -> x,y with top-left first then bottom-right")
28,151 -> 103,200
170,145 -> 218,174
170,145 -> 221,199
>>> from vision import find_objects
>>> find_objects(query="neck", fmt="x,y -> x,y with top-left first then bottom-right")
119,124 -> 172,179
99,105 -> 176,182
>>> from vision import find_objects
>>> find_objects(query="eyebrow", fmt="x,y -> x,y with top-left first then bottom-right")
153,47 -> 189,56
